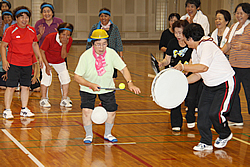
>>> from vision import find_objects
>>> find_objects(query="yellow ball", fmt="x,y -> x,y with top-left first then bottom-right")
119,83 -> 125,89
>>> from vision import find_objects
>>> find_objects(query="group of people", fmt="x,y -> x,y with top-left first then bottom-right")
159,0 -> 250,151
1,2 -> 75,120
1,0 -> 249,150
0,1 -> 140,144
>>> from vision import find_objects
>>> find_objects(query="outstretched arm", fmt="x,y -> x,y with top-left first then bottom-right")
120,67 -> 141,94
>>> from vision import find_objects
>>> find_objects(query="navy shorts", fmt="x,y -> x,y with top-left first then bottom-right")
80,91 -> 118,112
0,72 -> 6,87
6,64 -> 32,87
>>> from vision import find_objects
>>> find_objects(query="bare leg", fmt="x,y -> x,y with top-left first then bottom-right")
106,112 -> 116,124
40,84 -> 48,99
4,87 -> 15,109
20,86 -> 30,108
61,84 -> 69,99
82,108 -> 93,126
82,108 -> 93,139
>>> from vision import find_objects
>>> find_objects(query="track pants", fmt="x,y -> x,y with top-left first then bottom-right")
197,76 -> 237,145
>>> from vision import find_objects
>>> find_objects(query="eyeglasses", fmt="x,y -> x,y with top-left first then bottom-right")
94,43 -> 108,48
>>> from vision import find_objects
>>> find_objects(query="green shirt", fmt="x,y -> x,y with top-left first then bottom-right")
74,47 -> 126,94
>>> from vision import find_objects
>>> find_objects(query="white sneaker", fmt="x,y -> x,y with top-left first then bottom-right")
172,127 -> 181,132
60,99 -> 72,108
66,97 -> 72,104
3,109 -> 14,119
193,143 -> 213,151
214,133 -> 233,148
84,136 -> 93,144
187,122 -> 195,129
20,108 -> 35,117
40,98 -> 51,108
104,134 -> 118,142
228,121 -> 243,126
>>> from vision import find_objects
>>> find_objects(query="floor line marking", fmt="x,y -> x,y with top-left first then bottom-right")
2,129 -> 45,167
163,110 -> 250,146
93,142 -> 136,146
75,121 -> 152,167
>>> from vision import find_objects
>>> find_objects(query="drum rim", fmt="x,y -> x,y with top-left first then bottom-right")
151,68 -> 188,109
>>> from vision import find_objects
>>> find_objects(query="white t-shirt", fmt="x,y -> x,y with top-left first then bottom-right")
181,10 -> 210,36
192,37 -> 235,86
74,47 -> 126,94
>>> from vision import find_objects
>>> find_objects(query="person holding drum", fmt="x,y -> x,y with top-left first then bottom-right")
174,23 -> 237,151
74,29 -> 140,144
159,20 -> 194,132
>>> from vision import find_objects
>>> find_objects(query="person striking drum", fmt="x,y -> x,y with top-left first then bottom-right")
174,23 -> 237,151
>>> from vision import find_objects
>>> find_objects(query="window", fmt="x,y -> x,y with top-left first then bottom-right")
155,0 -> 167,31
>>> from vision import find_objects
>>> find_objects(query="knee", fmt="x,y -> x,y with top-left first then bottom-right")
82,108 -> 92,118
107,112 -> 116,119
21,86 -> 29,90
59,70 -> 70,85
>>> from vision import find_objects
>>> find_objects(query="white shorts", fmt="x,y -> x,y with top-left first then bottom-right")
41,62 -> 70,87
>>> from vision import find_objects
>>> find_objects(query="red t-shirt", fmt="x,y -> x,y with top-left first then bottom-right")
40,32 -> 73,64
2,24 -> 38,66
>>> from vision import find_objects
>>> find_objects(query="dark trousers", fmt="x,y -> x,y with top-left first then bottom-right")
170,79 -> 203,128
198,76 -> 236,145
170,105 -> 183,128
229,67 -> 250,123
185,79 -> 203,123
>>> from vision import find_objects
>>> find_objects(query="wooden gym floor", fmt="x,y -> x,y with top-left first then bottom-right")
0,44 -> 249,167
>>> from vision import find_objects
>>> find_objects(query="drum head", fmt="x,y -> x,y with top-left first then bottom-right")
151,68 -> 188,109
91,107 -> 108,124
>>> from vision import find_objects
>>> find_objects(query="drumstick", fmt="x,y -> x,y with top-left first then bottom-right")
150,53 -> 160,74
98,87 -> 125,90
148,73 -> 156,78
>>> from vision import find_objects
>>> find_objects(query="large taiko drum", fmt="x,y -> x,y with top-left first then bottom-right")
151,68 -> 188,109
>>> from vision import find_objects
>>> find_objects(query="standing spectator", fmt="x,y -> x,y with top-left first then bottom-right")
211,10 -> 231,49
181,0 -> 210,36
2,10 -> 16,34
86,8 -> 123,80
159,13 -> 180,60
222,3 -> 250,126
35,2 -> 63,47
0,0 -> 11,39
1,6 -> 43,119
